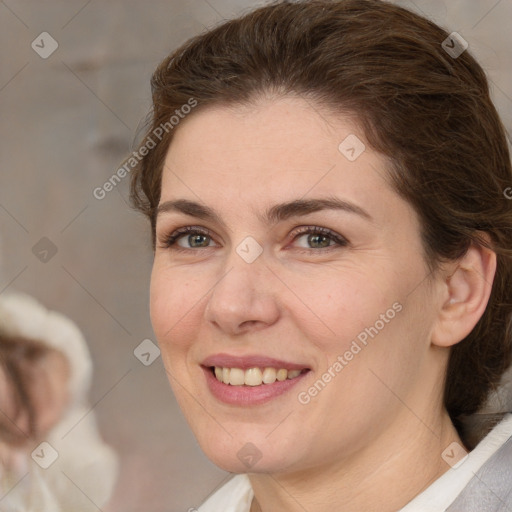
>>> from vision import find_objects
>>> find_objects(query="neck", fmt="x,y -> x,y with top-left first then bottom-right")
249,409 -> 463,512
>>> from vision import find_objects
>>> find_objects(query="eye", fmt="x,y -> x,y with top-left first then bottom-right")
158,226 -> 216,251
290,226 -> 349,252
158,225 -> 349,254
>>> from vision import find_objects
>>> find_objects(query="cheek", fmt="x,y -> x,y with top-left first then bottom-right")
149,263 -> 205,350
288,266 -> 394,349
315,273 -> 432,401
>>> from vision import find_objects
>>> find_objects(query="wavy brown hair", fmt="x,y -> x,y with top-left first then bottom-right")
129,0 -> 512,447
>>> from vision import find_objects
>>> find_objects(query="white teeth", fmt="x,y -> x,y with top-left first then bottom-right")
244,368 -> 263,386
213,366 -> 305,386
262,367 -> 277,384
276,369 -> 288,381
229,368 -> 245,386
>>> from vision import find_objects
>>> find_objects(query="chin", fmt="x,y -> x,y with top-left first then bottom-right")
204,447 -> 289,474
195,426 -> 300,474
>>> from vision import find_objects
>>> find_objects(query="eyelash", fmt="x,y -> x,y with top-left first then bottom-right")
158,225 -> 349,254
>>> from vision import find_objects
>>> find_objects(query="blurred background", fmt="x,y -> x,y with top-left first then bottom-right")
0,0 -> 510,510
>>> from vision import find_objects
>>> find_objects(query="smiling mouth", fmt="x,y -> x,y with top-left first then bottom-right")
209,366 -> 310,386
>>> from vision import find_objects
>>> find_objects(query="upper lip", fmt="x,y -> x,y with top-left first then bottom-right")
201,353 -> 310,371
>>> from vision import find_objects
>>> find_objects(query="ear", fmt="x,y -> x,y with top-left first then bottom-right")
431,235 -> 496,348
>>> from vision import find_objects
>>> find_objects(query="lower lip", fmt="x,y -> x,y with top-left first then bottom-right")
202,366 -> 310,406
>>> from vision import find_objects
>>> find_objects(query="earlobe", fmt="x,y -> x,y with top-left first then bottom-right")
431,237 -> 497,348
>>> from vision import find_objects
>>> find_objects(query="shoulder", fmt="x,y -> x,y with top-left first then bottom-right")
197,474 -> 253,512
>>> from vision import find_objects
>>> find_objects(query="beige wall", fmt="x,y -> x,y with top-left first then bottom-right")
0,1 -> 510,510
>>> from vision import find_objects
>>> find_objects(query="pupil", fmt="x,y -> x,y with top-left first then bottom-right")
309,234 -> 329,248
190,234 -> 209,247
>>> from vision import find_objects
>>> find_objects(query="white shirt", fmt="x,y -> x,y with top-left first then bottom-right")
198,413 -> 512,512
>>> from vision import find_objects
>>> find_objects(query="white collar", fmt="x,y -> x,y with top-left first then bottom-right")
398,413 -> 512,511
198,414 -> 512,512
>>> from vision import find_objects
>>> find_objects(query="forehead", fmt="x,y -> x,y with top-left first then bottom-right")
165,96 -> 360,166
160,97 -> 398,221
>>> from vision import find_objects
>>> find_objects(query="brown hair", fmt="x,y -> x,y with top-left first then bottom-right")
130,0 -> 512,445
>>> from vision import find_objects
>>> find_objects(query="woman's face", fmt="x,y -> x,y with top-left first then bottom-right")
150,96 -> 447,474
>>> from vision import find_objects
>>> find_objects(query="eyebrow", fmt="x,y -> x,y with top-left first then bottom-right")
154,196 -> 373,227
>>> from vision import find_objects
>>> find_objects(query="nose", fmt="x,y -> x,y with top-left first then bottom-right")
204,249 -> 280,336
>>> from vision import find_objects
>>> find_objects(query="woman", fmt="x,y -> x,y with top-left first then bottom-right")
130,1 -> 512,510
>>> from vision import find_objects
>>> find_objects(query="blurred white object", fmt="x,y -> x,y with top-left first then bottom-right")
0,292 -> 118,511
